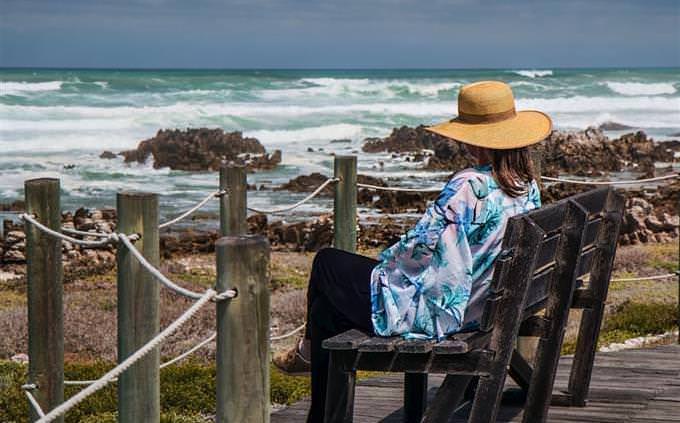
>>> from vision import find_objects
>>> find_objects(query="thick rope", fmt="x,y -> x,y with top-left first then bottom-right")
35,289 -> 217,423
542,173 -> 679,185
159,190 -> 224,229
248,178 -> 340,214
64,331 -> 218,386
62,227 -> 113,239
20,214 -> 117,247
271,322 -> 306,341
357,183 -> 442,193
22,384 -> 46,418
118,233 -> 236,301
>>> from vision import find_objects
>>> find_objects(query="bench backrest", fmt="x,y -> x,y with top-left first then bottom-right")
478,187 -> 624,334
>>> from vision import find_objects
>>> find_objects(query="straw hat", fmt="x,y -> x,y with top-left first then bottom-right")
426,80 -> 552,149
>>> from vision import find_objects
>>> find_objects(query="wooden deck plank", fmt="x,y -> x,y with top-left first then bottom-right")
271,344 -> 680,422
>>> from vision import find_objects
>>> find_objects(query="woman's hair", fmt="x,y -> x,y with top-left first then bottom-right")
489,147 -> 538,197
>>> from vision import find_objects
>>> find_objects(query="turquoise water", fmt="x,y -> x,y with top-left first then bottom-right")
1,68 -> 679,217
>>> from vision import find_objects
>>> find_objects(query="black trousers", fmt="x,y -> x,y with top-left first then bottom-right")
306,247 -> 378,423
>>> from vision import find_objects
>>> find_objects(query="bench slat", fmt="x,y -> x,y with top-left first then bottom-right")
322,329 -> 370,351
395,338 -> 435,354
572,187 -> 609,216
583,217 -> 602,248
358,336 -> 400,352
534,232 -> 561,271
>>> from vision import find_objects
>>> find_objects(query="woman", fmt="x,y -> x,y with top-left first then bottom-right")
274,80 -> 551,422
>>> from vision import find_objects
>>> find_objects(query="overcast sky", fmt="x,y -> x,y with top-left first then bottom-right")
1,0 -> 678,68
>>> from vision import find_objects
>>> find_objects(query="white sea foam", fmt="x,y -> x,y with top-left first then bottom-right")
268,77 -> 460,98
511,70 -> 553,78
246,124 -> 364,144
1,81 -> 64,95
604,81 -> 677,96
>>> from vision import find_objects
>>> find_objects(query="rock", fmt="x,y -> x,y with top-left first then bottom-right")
5,231 -> 25,244
644,215 -> 665,232
11,353 -> 28,363
99,151 -> 117,159
598,121 -> 634,131
120,128 -> 281,172
276,173 -> 332,195
0,200 -> 25,212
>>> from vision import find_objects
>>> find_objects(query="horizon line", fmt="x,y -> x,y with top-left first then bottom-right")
1,65 -> 679,72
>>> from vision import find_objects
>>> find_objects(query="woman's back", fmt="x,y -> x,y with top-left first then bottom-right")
370,164 -> 541,339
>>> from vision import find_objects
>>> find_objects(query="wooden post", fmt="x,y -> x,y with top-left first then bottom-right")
220,164 -> 247,237
216,235 -> 270,423
117,192 -> 160,423
25,178 -> 64,423
333,155 -> 357,253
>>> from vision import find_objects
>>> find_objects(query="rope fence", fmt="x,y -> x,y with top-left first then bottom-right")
62,331 -> 219,386
30,289 -> 218,423
118,233 -> 236,301
13,157 -> 680,422
159,190 -> 225,229
247,177 -> 339,214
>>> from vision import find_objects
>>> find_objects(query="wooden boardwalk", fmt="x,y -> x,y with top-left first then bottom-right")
271,344 -> 680,422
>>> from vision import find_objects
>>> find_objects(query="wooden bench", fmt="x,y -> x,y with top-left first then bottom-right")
322,187 -> 625,423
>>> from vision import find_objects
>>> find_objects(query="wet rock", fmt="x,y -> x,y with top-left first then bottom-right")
598,121 -> 634,131
121,128 -> 281,172
0,200 -> 25,212
99,151 -> 117,159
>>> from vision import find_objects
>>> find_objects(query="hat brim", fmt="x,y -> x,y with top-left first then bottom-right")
425,110 -> 552,150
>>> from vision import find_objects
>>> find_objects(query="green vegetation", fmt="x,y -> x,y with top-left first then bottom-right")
0,360 -> 318,422
561,301 -> 677,355
644,243 -> 679,273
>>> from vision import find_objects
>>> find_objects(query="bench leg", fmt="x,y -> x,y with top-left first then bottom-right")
468,369 -> 508,423
324,350 -> 356,423
422,374 -> 472,423
404,372 -> 428,423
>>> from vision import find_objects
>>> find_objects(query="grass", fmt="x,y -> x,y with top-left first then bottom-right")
0,361 -> 314,422
561,301 -> 677,355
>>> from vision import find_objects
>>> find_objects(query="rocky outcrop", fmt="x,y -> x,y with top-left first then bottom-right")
598,121 -> 634,131
0,201 -> 24,212
361,126 -> 679,177
362,125 -> 475,171
538,129 -> 674,176
120,128 -> 281,171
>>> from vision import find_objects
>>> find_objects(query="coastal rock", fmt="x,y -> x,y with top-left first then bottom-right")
362,125 -> 679,177
598,121 -> 634,131
120,128 -> 281,172
99,151 -> 117,159
0,200 -> 25,212
361,125 -> 475,171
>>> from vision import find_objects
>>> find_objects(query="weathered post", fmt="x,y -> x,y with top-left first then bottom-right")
220,164 -> 247,237
117,192 -> 160,423
333,155 -> 357,253
25,178 -> 64,422
216,235 -> 270,423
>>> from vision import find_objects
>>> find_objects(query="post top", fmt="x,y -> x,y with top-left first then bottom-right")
25,177 -> 60,186
117,191 -> 158,199
334,155 -> 357,160
220,161 -> 246,170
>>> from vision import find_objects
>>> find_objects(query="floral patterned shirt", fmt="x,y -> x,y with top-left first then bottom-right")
370,164 -> 541,340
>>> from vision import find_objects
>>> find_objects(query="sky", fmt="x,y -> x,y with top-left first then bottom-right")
0,0 -> 678,69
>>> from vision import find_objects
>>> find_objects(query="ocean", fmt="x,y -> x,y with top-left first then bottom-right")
1,68 -> 679,219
